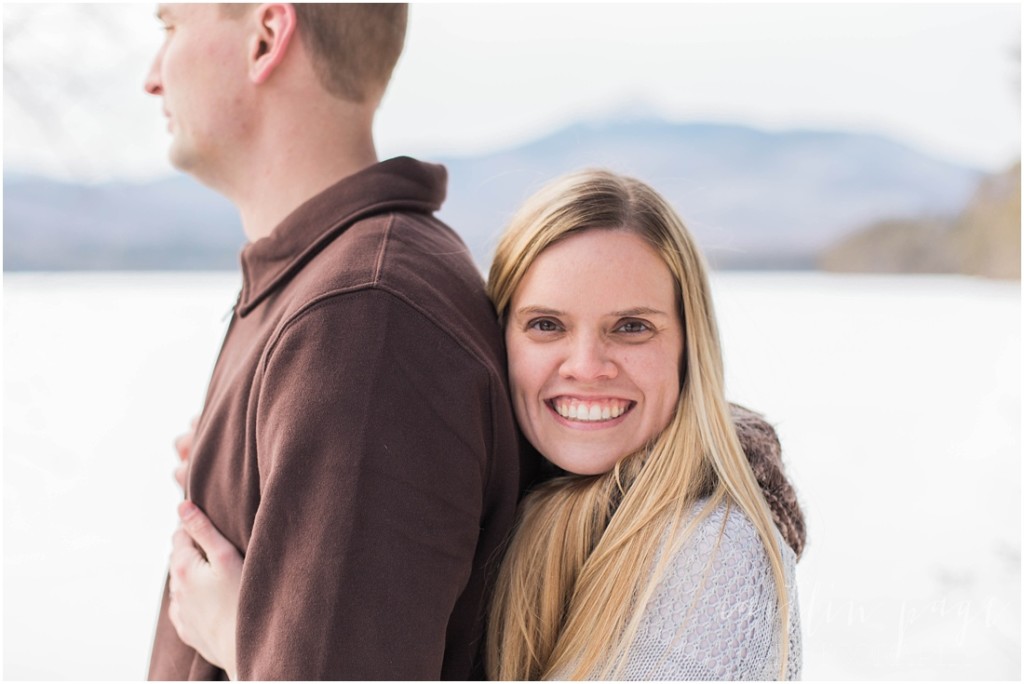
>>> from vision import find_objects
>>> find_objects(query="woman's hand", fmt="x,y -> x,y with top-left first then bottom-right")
169,500 -> 243,681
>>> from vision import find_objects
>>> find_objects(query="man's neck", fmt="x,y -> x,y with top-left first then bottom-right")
216,93 -> 381,243
234,136 -> 379,243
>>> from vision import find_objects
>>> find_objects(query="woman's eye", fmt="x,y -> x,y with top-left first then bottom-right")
527,318 -> 561,333
616,320 -> 651,334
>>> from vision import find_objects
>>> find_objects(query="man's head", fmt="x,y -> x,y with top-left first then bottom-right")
216,3 -> 407,104
290,3 -> 407,104
145,3 -> 407,185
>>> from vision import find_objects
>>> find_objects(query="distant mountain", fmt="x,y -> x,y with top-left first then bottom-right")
3,119 -> 982,271
3,175 -> 243,270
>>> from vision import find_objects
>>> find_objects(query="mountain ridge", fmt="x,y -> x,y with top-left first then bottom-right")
4,119 -> 981,271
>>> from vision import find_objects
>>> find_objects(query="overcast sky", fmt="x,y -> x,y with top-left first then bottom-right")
3,2 -> 1020,183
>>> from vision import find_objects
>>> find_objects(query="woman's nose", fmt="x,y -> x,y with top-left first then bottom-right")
558,334 -> 617,382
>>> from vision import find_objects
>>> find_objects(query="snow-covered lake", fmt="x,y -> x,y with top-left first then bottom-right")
4,271 -> 1020,679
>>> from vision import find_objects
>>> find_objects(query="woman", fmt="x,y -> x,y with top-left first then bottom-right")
169,169 -> 803,679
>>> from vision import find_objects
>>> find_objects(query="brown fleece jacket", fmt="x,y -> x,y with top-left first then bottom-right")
149,158 -> 526,680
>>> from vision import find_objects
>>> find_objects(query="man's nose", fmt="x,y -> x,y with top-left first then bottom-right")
559,334 -> 617,382
144,50 -> 163,96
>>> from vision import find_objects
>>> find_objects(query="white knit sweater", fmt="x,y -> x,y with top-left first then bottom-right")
616,498 -> 801,680
554,498 -> 801,680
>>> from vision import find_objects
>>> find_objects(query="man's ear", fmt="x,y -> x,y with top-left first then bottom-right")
248,3 -> 298,85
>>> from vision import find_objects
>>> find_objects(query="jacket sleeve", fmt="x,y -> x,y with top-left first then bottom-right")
236,289 -> 493,679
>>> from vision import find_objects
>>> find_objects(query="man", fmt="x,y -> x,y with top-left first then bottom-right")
144,4 -> 527,679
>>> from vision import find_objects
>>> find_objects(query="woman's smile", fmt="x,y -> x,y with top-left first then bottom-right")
546,396 -> 636,425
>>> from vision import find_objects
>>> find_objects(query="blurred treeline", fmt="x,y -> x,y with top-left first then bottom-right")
821,161 -> 1022,280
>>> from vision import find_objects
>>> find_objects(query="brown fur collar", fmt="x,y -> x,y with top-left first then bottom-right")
731,404 -> 806,559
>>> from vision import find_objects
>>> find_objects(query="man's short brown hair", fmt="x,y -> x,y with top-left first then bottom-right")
294,3 -> 407,103
222,3 -> 407,103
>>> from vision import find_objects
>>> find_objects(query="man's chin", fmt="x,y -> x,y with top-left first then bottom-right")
168,154 -> 192,173
167,141 -> 199,174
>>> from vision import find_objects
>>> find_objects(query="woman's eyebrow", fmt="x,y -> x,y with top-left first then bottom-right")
514,306 -> 565,318
514,306 -> 669,318
610,307 -> 669,317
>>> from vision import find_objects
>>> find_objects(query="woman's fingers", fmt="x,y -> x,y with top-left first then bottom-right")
178,500 -> 242,572
169,526 -> 202,590
165,501 -> 240,672
173,415 -> 199,492
174,431 -> 193,463
173,462 -> 188,490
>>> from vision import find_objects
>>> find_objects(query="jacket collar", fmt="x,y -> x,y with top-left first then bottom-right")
236,156 -> 447,316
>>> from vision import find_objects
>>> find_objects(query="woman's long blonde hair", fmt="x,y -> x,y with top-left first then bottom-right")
485,170 -> 790,680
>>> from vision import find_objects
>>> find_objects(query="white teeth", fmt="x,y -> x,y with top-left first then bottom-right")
552,399 -> 630,423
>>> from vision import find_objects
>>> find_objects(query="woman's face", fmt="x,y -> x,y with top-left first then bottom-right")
505,229 -> 684,475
